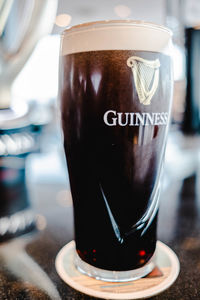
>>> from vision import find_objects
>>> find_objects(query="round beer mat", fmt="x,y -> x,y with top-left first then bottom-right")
55,241 -> 180,299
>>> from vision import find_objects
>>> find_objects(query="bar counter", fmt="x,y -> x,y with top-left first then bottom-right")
0,137 -> 200,300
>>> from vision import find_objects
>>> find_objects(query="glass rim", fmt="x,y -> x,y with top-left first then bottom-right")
61,19 -> 172,37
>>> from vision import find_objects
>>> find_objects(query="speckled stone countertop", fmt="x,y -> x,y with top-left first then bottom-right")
0,171 -> 200,299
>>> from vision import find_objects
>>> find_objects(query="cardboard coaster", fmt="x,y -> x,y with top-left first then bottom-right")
55,241 -> 180,299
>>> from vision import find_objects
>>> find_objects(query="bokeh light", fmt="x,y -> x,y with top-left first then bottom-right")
55,14 -> 72,27
114,5 -> 132,18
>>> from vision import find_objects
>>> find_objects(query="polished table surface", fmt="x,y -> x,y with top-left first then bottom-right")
0,138 -> 200,299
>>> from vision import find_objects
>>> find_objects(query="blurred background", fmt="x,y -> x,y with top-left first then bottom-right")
0,0 -> 200,254
1,0 -> 200,298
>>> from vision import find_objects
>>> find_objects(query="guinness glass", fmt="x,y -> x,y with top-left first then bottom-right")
60,20 -> 173,281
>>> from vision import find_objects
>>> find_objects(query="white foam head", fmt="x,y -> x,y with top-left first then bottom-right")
61,20 -> 172,56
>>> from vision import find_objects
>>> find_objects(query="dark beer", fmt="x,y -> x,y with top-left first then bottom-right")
60,21 -> 173,276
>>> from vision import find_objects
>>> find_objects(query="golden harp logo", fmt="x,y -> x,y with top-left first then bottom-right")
127,56 -> 160,105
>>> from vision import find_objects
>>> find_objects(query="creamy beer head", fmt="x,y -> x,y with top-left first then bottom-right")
61,20 -> 172,56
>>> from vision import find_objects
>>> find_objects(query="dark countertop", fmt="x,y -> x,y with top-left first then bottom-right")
0,148 -> 200,299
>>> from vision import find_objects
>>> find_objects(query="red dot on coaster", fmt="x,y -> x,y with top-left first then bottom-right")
139,250 -> 146,257
92,249 -> 96,253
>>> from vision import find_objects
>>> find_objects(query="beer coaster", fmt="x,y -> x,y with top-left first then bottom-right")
55,241 -> 180,299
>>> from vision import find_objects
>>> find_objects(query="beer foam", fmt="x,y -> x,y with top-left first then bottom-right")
61,20 -> 172,56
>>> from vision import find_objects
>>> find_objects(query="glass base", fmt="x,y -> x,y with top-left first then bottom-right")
74,251 -> 156,282
55,240 -> 180,298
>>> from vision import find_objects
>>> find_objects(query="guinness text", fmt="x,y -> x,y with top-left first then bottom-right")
103,110 -> 169,126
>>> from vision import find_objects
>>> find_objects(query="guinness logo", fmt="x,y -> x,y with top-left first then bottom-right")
127,56 -> 160,105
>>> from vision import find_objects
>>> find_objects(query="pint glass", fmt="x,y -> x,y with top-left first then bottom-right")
59,20 -> 173,281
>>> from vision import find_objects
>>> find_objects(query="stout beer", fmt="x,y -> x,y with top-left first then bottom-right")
60,21 -> 173,280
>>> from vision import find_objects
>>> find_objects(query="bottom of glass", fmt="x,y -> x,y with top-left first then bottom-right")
74,250 -> 156,282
